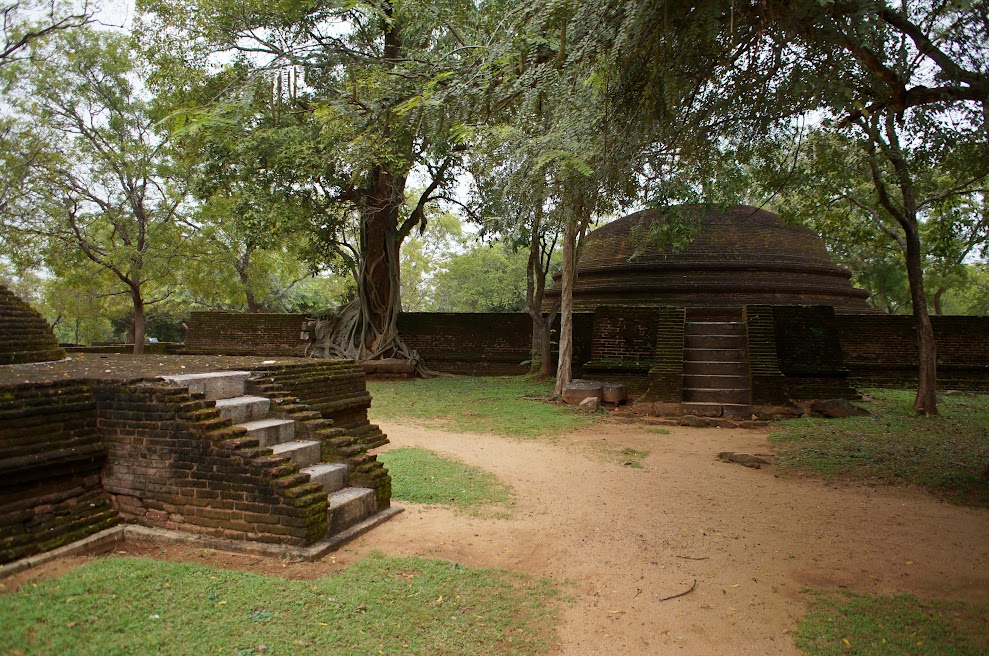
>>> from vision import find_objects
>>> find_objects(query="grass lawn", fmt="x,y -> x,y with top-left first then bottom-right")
368,376 -> 593,438
379,447 -> 513,515
0,554 -> 558,656
796,590 -> 989,656
770,390 -> 989,507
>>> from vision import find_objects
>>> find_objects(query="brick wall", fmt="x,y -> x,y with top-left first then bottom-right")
589,306 -> 661,363
97,382 -> 328,546
398,312 -> 596,376
182,312 -> 307,357
838,315 -> 989,390
0,382 -> 119,564
398,313 -> 533,374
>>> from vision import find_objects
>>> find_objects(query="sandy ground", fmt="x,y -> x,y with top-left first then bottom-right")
6,419 -> 989,655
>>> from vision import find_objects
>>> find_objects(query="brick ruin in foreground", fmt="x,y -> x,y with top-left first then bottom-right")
0,320 -> 394,565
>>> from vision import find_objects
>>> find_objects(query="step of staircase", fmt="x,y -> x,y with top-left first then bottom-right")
215,396 -> 271,424
685,321 -> 745,336
271,440 -> 322,468
683,374 -> 748,389
685,333 -> 745,349
327,487 -> 377,534
684,347 -> 746,361
302,463 -> 349,494
682,360 -> 747,376
162,371 -> 251,400
239,417 -> 296,447
682,402 -> 753,419
683,388 -> 750,404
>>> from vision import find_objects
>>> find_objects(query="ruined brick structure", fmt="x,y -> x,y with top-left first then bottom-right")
0,283 -> 65,365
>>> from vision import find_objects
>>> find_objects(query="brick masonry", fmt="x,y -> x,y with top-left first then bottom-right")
0,283 -> 66,365
838,315 -> 989,391
0,381 -> 118,564
181,312 -> 307,356
247,361 -> 392,511
96,381 -> 328,547
179,309 -> 989,394
0,359 -> 394,564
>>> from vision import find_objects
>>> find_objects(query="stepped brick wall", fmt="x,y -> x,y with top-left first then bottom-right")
182,312 -> 307,356
837,316 -> 989,391
97,381 -> 328,546
0,382 -> 119,564
640,307 -> 686,402
248,361 -> 392,511
0,283 -> 65,365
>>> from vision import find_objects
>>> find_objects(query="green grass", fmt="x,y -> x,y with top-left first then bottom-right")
770,390 -> 989,506
0,554 -> 558,656
379,447 -> 512,515
368,376 -> 593,438
586,443 -> 651,469
645,427 -> 671,435
796,590 -> 989,655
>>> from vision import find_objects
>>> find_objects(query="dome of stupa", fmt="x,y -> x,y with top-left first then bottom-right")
544,204 -> 874,313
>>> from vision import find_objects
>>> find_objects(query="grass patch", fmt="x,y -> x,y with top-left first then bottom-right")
586,442 -> 650,469
0,553 -> 558,655
368,376 -> 593,438
770,390 -> 989,506
796,590 -> 989,655
645,427 -> 671,435
379,447 -> 512,515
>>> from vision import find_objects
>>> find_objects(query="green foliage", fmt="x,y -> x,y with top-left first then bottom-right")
1,28 -> 194,346
0,554 -> 559,655
796,591 -> 989,656
769,390 -> 989,507
400,208 -> 466,311
430,242 -> 529,312
379,447 -> 513,515
368,376 -> 594,439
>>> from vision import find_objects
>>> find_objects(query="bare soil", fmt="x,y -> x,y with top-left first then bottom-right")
5,420 -> 988,655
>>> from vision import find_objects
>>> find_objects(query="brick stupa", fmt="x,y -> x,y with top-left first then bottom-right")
545,204 -> 875,313
0,283 -> 65,365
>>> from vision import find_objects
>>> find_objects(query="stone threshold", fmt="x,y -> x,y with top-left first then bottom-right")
1,507 -> 403,579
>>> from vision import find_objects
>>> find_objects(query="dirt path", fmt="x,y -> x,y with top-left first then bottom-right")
342,420 -> 989,655
6,420 -> 988,654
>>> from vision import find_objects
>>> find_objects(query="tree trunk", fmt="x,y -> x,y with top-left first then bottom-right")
903,222 -> 938,415
526,207 -> 554,378
131,287 -> 146,355
554,217 -> 578,396
308,166 -> 424,369
932,286 -> 945,316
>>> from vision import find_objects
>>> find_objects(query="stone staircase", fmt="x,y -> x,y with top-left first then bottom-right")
162,371 -> 379,540
681,308 -> 752,419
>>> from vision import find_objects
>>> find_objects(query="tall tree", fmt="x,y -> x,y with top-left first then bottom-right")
139,0 -> 497,368
1,28 -> 192,353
